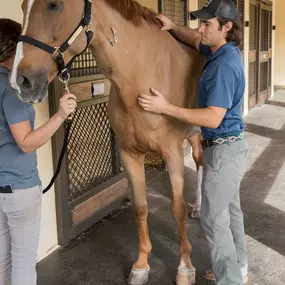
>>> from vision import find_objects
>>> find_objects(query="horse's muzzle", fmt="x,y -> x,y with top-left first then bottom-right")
16,69 -> 49,103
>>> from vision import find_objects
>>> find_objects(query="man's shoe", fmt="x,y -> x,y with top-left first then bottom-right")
202,269 -> 248,284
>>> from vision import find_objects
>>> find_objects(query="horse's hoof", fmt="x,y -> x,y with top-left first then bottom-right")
176,267 -> 196,285
127,268 -> 150,285
190,207 -> 200,219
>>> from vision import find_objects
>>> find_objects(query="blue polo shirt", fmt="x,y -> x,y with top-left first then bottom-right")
0,67 -> 41,190
198,42 -> 246,140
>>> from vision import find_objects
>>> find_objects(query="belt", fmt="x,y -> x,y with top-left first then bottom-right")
0,185 -> 13,193
202,133 -> 244,148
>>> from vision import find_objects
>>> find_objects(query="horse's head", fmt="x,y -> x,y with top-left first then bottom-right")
10,0 -> 92,103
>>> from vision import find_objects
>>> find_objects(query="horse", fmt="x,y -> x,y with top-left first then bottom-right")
10,0 -> 205,284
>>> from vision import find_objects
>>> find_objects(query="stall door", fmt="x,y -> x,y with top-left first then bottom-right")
248,0 -> 259,109
49,49 -> 129,245
159,0 -> 188,26
268,7 -> 273,96
257,2 -> 272,104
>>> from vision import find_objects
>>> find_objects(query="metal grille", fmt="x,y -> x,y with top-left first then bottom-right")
260,9 -> 269,52
67,102 -> 121,201
249,62 -> 257,97
70,48 -> 101,77
164,0 -> 187,26
235,0 -> 244,22
260,62 -> 268,92
269,10 -> 272,49
249,3 -> 258,50
237,0 -> 244,50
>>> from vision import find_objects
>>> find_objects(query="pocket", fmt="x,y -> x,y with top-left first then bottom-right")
12,185 -> 42,211
36,184 -> 43,199
203,163 -> 220,189
213,145 -> 225,170
234,140 -> 248,156
204,145 -> 225,171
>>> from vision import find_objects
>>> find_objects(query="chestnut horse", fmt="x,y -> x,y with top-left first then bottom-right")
10,0 -> 204,284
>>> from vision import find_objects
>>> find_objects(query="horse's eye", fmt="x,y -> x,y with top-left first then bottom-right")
48,1 -> 64,11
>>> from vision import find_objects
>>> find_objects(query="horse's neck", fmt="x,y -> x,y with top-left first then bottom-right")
90,1 -> 163,109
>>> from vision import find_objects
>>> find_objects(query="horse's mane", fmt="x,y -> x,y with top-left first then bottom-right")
104,0 -> 162,27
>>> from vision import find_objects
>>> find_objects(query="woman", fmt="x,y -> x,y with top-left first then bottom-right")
0,19 -> 77,285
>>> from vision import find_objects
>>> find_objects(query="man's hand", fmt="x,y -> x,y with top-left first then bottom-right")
138,88 -> 169,115
156,14 -> 176,31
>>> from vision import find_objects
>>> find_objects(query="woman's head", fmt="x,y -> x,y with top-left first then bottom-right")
0,19 -> 21,64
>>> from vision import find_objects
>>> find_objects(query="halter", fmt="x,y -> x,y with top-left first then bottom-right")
18,0 -> 94,86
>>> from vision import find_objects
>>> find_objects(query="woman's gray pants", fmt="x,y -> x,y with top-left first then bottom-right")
201,139 -> 248,285
0,185 -> 42,285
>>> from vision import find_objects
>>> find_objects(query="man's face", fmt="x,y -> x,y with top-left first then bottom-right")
198,17 -> 229,47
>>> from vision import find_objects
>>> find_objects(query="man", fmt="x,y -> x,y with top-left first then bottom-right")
138,0 -> 248,284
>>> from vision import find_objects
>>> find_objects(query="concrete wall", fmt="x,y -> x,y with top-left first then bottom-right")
274,0 -> 285,87
0,0 -> 23,21
189,0 -> 199,29
137,0 -> 158,12
0,0 -> 59,261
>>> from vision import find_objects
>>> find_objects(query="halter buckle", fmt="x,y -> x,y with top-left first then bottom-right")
86,22 -> 93,33
52,47 -> 64,59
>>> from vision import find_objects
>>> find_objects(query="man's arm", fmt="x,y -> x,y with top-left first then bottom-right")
157,14 -> 201,51
170,26 -> 201,51
164,104 -> 226,129
138,89 -> 226,129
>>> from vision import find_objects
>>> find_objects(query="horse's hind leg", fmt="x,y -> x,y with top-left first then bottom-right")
187,132 -> 203,219
120,150 -> 152,285
165,144 -> 195,285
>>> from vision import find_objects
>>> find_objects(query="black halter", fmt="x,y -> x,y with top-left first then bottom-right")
18,0 -> 94,83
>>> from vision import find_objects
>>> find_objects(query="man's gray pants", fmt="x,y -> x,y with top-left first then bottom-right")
200,139 -> 248,285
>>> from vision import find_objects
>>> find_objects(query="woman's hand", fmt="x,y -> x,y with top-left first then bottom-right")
57,93 -> 77,120
156,14 -> 176,31
9,93 -> 78,153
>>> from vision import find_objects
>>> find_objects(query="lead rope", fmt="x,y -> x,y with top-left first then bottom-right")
43,76 -> 73,194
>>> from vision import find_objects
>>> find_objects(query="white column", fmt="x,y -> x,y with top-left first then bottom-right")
271,0 -> 276,96
274,0 -> 285,88
189,0 -> 199,29
243,0 -> 250,116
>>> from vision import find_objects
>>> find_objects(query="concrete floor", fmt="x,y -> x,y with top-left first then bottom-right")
37,90 -> 285,285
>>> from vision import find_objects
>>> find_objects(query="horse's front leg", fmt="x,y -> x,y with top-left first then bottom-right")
166,144 -> 196,285
120,150 -> 152,285
188,132 -> 203,219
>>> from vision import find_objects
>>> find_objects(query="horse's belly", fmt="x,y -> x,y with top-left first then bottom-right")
108,109 -> 185,154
